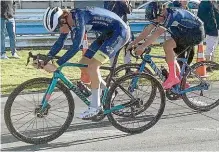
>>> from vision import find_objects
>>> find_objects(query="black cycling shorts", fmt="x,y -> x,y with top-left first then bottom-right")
171,26 -> 205,48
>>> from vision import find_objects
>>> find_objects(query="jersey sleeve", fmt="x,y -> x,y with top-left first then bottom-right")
56,12 -> 85,66
47,33 -> 68,59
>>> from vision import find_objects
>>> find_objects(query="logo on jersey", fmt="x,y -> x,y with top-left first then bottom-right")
91,21 -> 109,26
106,46 -> 114,55
93,16 -> 113,23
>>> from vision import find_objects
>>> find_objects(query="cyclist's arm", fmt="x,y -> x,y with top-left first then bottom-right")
56,15 -> 85,66
140,26 -> 166,49
47,33 -> 68,58
130,24 -> 156,46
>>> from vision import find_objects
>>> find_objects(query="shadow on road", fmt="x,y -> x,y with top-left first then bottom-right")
1,120 -> 113,145
1,134 -> 129,151
1,110 -> 202,146
161,111 -> 200,119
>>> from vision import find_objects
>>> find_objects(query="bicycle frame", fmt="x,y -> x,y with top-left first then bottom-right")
40,50 -> 138,115
131,53 -> 209,95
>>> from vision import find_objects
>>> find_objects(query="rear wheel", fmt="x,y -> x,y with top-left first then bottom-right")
106,73 -> 165,134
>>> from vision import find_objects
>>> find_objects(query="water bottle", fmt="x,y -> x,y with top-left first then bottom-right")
161,66 -> 169,79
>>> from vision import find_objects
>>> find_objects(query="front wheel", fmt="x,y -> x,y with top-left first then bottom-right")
4,78 -> 75,144
181,61 -> 219,111
106,73 -> 166,134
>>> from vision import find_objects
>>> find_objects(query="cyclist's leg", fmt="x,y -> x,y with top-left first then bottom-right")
163,38 -> 180,89
174,45 -> 193,88
79,38 -> 103,84
174,46 -> 185,69
79,41 -> 103,119
80,29 -> 130,118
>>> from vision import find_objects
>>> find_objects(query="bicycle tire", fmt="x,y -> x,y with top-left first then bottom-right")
4,78 -> 75,144
181,61 -> 219,111
91,64 -> 154,122
113,64 -> 157,116
105,73 -> 166,134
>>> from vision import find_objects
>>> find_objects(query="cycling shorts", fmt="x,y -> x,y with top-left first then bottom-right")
84,27 -> 130,64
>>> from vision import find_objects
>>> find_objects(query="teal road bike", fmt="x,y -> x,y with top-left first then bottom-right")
4,50 -> 166,145
113,46 -> 219,112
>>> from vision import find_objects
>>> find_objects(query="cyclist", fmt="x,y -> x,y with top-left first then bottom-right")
170,0 -> 196,69
127,1 -> 205,89
42,7 -> 130,119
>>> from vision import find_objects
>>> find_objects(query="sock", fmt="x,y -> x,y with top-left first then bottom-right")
90,89 -> 101,108
167,61 -> 177,79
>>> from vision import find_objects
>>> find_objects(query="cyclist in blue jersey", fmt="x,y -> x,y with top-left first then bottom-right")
41,7 -> 130,119
170,0 -> 196,69
127,1 -> 205,90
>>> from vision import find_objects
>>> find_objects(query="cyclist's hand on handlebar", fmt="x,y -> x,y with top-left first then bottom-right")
32,59 -> 57,73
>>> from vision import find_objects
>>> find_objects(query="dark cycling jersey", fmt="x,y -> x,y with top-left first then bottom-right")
159,8 -> 203,36
48,7 -> 128,65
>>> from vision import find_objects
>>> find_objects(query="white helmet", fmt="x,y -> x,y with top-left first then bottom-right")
43,7 -> 63,32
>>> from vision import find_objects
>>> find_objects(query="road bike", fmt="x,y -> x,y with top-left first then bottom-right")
4,50 -> 166,144
113,46 -> 219,112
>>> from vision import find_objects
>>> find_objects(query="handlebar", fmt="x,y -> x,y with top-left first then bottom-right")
128,46 -> 152,61
26,52 -> 61,66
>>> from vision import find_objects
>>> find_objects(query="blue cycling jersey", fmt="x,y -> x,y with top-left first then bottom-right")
161,8 -> 203,33
48,7 -> 128,66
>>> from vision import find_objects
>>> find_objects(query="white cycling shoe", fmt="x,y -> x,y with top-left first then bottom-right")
80,107 -> 101,119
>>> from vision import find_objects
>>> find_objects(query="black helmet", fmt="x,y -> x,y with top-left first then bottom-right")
145,1 -> 167,21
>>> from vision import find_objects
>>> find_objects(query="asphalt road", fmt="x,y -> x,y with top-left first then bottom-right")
1,92 -> 219,151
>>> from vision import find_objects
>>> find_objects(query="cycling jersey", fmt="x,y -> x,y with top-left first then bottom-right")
48,7 -> 130,65
161,8 -> 203,35
154,8 -> 205,48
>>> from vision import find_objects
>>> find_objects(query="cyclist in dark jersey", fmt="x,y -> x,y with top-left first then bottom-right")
127,1 -> 205,89
170,0 -> 196,68
42,7 -> 130,119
